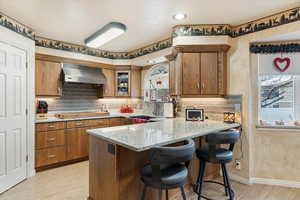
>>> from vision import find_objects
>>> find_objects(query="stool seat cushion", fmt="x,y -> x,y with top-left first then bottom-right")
141,164 -> 188,189
196,147 -> 233,163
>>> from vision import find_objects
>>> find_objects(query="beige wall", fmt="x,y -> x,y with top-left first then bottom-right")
227,21 -> 300,182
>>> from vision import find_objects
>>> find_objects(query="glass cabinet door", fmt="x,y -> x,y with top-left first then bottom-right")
115,71 -> 130,96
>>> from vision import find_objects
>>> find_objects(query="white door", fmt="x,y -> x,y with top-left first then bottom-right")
0,42 -> 27,193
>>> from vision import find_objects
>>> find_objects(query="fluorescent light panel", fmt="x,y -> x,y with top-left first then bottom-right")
85,22 -> 126,48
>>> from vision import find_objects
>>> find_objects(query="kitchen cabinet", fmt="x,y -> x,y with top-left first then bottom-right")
182,53 -> 201,95
36,60 -> 62,97
169,53 -> 182,96
115,71 -> 131,97
102,68 -> 115,97
36,130 -> 65,149
131,67 -> 141,98
175,45 -> 229,97
35,117 -> 131,171
36,147 -> 66,168
35,122 -> 67,170
66,128 -> 89,160
200,53 -> 219,95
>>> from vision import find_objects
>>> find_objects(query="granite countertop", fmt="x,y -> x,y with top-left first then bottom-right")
35,111 -> 159,123
87,119 -> 240,152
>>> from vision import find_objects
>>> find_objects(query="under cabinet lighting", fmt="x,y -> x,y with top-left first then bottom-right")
84,22 -> 126,48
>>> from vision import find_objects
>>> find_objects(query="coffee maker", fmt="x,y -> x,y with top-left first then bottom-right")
36,100 -> 48,119
37,100 -> 48,113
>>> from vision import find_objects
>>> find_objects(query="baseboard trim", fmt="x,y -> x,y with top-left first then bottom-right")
28,169 -> 36,178
251,178 -> 300,188
228,173 -> 252,185
219,171 -> 300,188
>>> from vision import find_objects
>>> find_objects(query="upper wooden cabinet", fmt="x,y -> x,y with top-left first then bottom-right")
182,53 -> 201,95
200,52 -> 219,95
131,67 -> 141,98
36,60 -> 62,97
173,45 -> 229,97
102,68 -> 115,97
115,70 -> 131,97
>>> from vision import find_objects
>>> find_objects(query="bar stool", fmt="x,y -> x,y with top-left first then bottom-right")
140,139 -> 195,200
195,129 -> 240,200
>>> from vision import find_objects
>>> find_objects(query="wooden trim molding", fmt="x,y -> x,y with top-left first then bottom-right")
175,45 -> 230,53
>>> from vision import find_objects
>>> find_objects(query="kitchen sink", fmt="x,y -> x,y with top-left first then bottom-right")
129,115 -> 156,120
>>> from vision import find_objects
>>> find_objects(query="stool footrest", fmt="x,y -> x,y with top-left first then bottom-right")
193,180 -> 235,200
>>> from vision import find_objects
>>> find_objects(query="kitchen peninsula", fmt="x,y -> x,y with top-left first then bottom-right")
87,119 -> 240,200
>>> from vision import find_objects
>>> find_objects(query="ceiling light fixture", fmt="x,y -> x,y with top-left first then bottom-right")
173,13 -> 187,20
84,22 -> 126,48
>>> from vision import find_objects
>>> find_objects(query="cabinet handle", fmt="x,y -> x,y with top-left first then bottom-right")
48,155 -> 56,158
202,83 -> 205,89
57,87 -> 61,94
197,83 -> 200,89
48,125 -> 55,128
47,138 -> 56,141
76,123 -> 84,126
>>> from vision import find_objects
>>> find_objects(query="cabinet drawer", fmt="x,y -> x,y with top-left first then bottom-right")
66,120 -> 89,128
109,117 -> 123,127
87,119 -> 108,127
36,122 -> 65,132
35,146 -> 66,168
36,130 -> 65,149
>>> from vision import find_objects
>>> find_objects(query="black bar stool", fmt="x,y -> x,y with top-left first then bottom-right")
140,139 -> 195,200
195,129 -> 240,200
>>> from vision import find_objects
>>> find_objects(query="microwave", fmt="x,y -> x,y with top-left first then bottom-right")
185,109 -> 204,121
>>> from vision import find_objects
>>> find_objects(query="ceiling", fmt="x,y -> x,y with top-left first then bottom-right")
1,0 -> 300,52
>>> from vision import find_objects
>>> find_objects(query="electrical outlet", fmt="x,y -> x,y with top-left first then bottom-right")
235,160 -> 241,170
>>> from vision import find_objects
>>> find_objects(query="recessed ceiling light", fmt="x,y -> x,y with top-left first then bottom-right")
84,22 -> 126,48
173,13 -> 187,20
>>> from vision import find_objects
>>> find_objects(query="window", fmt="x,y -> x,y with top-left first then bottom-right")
259,75 -> 300,126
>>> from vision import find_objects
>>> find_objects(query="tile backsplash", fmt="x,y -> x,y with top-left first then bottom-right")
37,83 -> 142,113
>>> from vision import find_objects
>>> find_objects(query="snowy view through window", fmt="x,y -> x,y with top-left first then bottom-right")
260,75 -> 300,125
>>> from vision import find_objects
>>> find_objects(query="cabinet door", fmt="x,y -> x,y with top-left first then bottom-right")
115,71 -> 131,96
200,53 -> 219,95
131,69 -> 141,98
36,60 -> 62,96
169,60 -> 176,96
66,128 -> 88,160
182,53 -> 201,95
102,68 -> 115,97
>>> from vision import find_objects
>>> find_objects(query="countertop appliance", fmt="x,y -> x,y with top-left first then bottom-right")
163,103 -> 174,118
37,100 -> 48,114
185,109 -> 204,121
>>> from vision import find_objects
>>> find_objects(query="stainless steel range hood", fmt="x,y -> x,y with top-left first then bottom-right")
62,63 -> 107,85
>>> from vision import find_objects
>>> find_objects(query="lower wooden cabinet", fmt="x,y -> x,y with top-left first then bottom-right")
36,146 -> 66,168
66,128 -> 89,160
36,130 -> 65,149
35,117 -> 131,170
